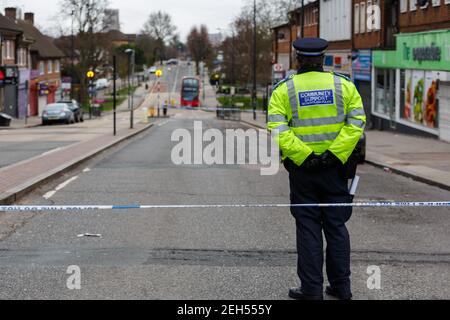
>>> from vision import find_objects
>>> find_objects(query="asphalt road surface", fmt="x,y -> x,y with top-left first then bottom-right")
0,109 -> 449,300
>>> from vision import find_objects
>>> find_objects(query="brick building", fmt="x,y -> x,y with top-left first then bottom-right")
372,1 -> 450,141
271,1 -> 320,83
15,12 -> 64,117
0,12 -> 22,118
272,23 -> 291,83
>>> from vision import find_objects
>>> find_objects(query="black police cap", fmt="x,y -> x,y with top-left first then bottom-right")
293,38 -> 329,57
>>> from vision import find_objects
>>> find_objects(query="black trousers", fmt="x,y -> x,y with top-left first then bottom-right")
285,159 -> 353,297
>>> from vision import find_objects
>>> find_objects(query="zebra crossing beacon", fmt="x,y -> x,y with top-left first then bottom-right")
268,37 -> 367,301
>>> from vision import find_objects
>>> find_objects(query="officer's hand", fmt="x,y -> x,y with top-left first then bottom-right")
301,154 -> 322,171
320,151 -> 342,169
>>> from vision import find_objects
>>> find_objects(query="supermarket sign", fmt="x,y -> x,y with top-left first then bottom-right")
373,29 -> 450,71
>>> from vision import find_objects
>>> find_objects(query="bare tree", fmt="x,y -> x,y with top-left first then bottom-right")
220,0 -> 298,87
141,11 -> 177,62
187,25 -> 212,76
60,0 -> 109,105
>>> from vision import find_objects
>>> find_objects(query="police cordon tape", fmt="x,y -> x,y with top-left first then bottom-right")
0,202 -> 449,212
169,106 -> 267,113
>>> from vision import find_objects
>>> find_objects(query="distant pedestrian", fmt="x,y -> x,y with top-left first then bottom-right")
163,100 -> 168,117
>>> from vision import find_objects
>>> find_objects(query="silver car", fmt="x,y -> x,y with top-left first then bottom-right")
42,103 -> 75,125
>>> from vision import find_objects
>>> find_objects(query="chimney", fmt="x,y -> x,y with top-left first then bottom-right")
5,7 -> 17,20
24,12 -> 34,25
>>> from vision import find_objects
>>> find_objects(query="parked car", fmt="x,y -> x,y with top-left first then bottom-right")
167,59 -> 179,65
42,103 -> 75,125
149,66 -> 157,74
95,78 -> 110,90
57,99 -> 84,123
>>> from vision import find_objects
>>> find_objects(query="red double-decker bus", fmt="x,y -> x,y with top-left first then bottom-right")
181,77 -> 200,107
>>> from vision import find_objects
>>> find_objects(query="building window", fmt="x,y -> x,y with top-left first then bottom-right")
354,4 -> 360,34
360,1 -> 366,33
39,61 -> 45,75
2,40 -> 15,60
313,8 -> 318,25
432,0 -> 441,6
47,60 -> 53,74
374,68 -> 396,118
17,48 -> 27,67
410,0 -> 417,11
54,60 -> 60,73
400,0 -> 408,13
401,69 -> 439,129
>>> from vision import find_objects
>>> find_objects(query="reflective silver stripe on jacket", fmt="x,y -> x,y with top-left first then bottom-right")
347,118 -> 366,129
287,79 -> 298,120
272,124 -> 291,135
287,75 -> 345,128
348,108 -> 366,118
297,132 -> 340,143
268,114 -> 288,123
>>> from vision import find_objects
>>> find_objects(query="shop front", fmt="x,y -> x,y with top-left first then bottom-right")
372,30 -> 450,141
352,49 -> 373,128
323,50 -> 353,78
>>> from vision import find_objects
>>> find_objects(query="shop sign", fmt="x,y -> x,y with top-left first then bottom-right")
38,82 -> 49,96
374,30 -> 450,71
61,77 -> 72,90
323,51 -> 352,78
352,50 -> 372,81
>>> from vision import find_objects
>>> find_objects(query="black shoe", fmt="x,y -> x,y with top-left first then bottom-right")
325,286 -> 353,300
289,287 -> 324,300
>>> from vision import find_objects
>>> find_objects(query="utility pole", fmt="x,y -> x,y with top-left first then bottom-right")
71,10 -> 75,68
252,0 -> 257,121
125,48 -> 135,129
113,55 -> 117,136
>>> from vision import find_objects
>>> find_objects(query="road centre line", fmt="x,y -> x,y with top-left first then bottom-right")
43,176 -> 79,200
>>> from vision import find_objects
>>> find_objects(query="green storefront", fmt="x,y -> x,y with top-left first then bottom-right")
372,29 -> 450,141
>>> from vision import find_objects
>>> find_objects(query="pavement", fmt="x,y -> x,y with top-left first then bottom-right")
0,110 -> 449,300
240,112 -> 450,191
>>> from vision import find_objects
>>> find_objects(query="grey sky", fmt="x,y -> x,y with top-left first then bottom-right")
2,0 -> 245,39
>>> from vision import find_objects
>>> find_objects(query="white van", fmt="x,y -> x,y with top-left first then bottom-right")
95,78 -> 110,90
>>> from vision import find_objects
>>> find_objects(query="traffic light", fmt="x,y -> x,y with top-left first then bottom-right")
0,67 -> 4,87
86,70 -> 95,79
87,70 -> 96,98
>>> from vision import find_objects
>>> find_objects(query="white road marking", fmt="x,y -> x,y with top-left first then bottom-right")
43,191 -> 57,200
83,168 -> 91,173
158,120 -> 170,127
41,147 -> 62,156
43,176 -> 79,200
172,64 -> 180,94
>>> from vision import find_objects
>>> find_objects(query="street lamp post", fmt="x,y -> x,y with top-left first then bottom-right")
125,48 -> 135,129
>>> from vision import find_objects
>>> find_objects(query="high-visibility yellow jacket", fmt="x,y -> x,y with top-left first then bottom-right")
268,71 -> 366,166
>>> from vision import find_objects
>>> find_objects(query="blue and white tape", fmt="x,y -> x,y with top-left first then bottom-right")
170,106 -> 267,113
0,202 -> 449,212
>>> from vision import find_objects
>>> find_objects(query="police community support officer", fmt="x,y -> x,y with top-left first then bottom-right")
268,38 -> 366,300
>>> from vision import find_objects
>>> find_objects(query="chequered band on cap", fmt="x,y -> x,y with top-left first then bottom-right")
296,50 -> 326,56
